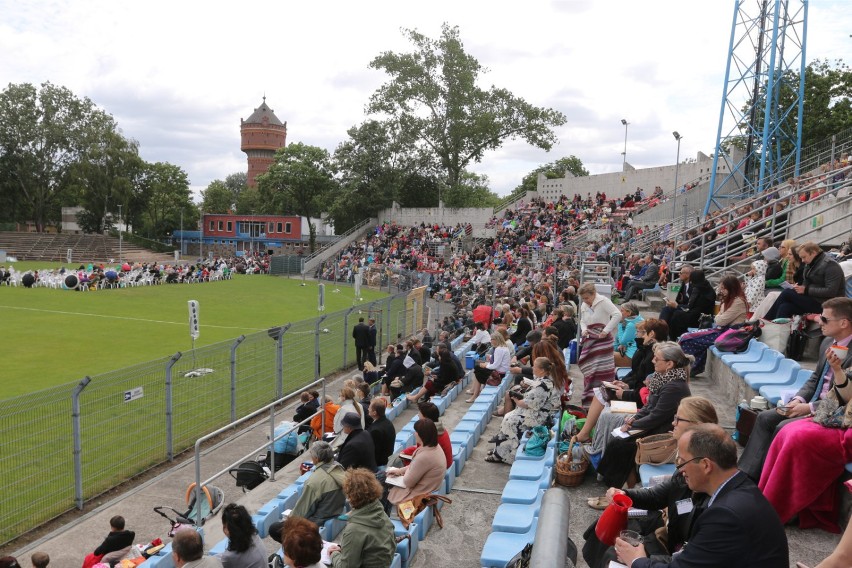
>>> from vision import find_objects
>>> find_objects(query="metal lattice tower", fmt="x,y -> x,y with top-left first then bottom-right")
705,0 -> 808,216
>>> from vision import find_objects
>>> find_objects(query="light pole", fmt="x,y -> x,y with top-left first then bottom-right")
117,204 -> 122,264
621,119 -> 629,170
671,131 -> 683,251
180,210 -> 184,259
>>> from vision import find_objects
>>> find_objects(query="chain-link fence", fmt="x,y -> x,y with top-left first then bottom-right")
0,289 -> 424,546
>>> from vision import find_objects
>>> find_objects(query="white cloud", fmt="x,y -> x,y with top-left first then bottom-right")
1,0 -> 846,200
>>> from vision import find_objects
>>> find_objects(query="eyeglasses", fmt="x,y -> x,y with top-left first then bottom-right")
673,415 -> 693,425
675,455 -> 706,470
820,316 -> 850,324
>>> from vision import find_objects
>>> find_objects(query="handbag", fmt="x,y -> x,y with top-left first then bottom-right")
813,369 -> 852,429
486,370 -> 503,386
524,425 -> 552,456
397,493 -> 452,530
714,322 -> 761,353
697,313 -> 714,329
634,433 -> 678,465
733,403 -> 759,446
759,319 -> 792,352
389,378 -> 403,389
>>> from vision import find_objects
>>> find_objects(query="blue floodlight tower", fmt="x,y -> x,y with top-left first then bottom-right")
705,0 -> 808,216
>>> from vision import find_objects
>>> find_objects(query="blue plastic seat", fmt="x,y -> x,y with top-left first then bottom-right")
444,465 -> 456,492
451,443 -> 467,475
639,463 -> 677,487
209,538 -> 229,556
252,499 -> 283,537
616,367 -> 631,379
743,358 -> 801,390
515,445 -> 555,466
454,419 -> 482,445
390,552 -> 403,568
491,499 -> 542,533
319,515 -> 347,541
501,481 -> 546,504
718,339 -> 766,367
450,431 -> 474,459
277,484 -> 302,507
508,458 -> 550,481
293,469 -> 313,486
759,368 -> 813,405
730,349 -> 783,376
392,520 -> 419,568
480,518 -> 539,568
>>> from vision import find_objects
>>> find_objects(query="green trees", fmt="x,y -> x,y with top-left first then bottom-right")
257,143 -> 336,251
328,24 -> 566,229
0,82 -> 121,231
136,162 -> 195,240
512,156 -> 590,197
368,24 -> 566,190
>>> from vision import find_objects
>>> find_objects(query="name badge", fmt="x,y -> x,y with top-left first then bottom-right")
676,498 -> 694,515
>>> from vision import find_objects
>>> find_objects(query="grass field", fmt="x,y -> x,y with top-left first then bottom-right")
0,262 -> 387,399
0,262 -> 409,545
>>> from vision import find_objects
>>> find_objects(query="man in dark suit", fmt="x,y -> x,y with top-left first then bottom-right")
367,318 -> 378,366
336,412 -> 377,472
659,264 -> 694,327
367,399 -> 396,467
622,254 -> 660,301
740,297 -> 852,481
616,425 -> 788,568
352,317 -> 370,370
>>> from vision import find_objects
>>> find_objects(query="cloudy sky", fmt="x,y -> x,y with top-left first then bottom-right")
2,0 -> 849,199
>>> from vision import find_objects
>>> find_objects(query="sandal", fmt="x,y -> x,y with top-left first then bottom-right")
465,389 -> 473,395
587,495 -> 611,510
485,454 -> 506,464
493,409 -> 505,417
465,398 -> 476,403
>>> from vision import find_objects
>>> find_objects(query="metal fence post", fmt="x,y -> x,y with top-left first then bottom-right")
230,335 -> 245,423
165,352 -> 182,461
315,315 -> 328,380
385,296 -> 393,344
412,299 -> 418,337
72,376 -> 91,510
267,325 -> 291,399
343,307 -> 356,368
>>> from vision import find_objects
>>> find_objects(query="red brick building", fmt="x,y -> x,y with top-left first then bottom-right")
241,97 -> 287,187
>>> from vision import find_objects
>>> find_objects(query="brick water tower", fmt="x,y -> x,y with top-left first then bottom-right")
240,97 -> 287,187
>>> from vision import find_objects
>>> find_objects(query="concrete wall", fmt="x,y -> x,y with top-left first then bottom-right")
535,151 -> 737,202
376,201 -> 494,228
788,195 -> 852,246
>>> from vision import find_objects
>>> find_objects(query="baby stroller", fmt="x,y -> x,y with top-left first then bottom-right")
153,482 -> 225,537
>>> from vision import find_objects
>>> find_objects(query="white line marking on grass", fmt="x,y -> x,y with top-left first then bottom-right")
0,305 -> 268,331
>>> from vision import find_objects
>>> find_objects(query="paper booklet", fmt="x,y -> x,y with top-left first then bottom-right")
610,400 -> 638,413
385,474 -> 407,488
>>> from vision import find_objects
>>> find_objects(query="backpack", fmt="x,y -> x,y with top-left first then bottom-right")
714,322 -> 761,353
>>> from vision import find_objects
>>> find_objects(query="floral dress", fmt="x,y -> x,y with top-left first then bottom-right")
493,376 -> 562,464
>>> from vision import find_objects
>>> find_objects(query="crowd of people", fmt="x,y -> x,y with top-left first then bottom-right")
0,256 -> 270,290
7,162 -> 852,568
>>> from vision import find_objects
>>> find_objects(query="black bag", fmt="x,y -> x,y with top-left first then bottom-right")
733,404 -> 759,447
506,543 -> 532,568
786,328 -> 808,360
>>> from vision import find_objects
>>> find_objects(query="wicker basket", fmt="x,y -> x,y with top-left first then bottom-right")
554,451 -> 588,487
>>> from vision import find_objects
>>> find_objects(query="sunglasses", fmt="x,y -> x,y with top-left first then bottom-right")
820,316 -> 850,324
673,415 -> 693,425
